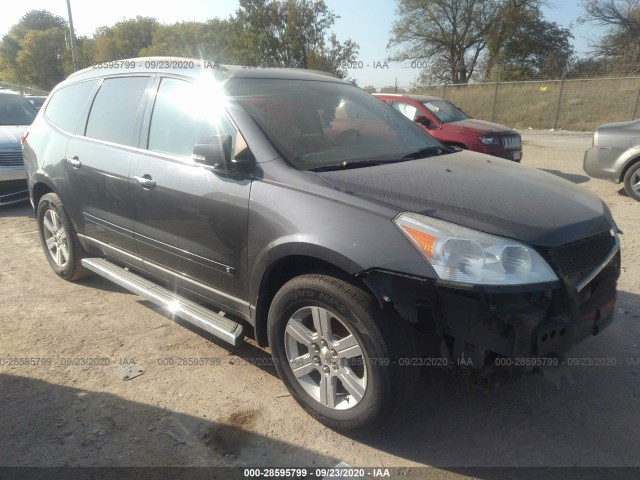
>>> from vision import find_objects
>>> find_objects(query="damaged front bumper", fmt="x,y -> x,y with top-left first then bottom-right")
362,248 -> 621,374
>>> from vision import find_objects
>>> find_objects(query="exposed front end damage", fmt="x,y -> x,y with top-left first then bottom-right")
360,250 -> 621,380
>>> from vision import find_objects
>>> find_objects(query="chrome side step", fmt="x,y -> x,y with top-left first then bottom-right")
81,258 -> 244,346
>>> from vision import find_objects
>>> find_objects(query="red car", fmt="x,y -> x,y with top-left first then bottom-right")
374,93 -> 522,162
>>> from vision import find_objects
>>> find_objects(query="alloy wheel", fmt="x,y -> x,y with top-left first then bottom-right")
284,306 -> 367,410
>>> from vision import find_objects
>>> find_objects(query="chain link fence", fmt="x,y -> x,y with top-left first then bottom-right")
407,75 -> 640,132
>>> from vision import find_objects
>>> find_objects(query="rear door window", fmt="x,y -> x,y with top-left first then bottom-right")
85,76 -> 150,146
45,80 -> 97,133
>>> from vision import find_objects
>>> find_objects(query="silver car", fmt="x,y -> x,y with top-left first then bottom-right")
584,119 -> 640,201
0,90 -> 38,205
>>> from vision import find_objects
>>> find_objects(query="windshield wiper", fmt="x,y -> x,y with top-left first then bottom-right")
401,145 -> 455,159
308,158 -> 411,172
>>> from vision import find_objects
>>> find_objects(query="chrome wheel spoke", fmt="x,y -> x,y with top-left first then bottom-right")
43,216 -> 55,235
285,320 -> 315,348
311,306 -> 331,337
632,177 -> 640,192
290,353 -> 316,378
334,334 -> 362,359
55,246 -> 63,266
59,244 -> 70,263
45,237 -> 56,249
319,374 -> 336,408
338,369 -> 366,402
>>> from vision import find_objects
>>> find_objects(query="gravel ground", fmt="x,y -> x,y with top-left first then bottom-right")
1,131 -> 639,478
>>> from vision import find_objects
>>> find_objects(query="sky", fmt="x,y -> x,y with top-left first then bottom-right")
0,0 -> 603,88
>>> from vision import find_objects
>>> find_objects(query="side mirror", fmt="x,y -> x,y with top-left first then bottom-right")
192,135 -> 232,168
414,115 -> 432,128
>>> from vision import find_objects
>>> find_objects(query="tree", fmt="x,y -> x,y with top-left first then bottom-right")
485,4 -> 574,80
139,20 -> 232,60
388,0 -> 547,84
0,10 -> 69,89
362,85 -> 377,93
388,0 -> 502,84
15,28 -> 68,89
93,16 -> 159,62
227,0 -> 359,78
580,0 -> 640,66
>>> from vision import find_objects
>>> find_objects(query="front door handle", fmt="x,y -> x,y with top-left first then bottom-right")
66,156 -> 81,168
134,175 -> 156,189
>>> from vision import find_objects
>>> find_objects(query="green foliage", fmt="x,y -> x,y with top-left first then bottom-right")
485,4 -> 574,80
15,28 -> 69,90
388,0 -> 503,84
389,0 -> 561,84
139,21 -> 230,60
93,16 -> 160,62
0,1 -> 358,90
0,10 -> 70,89
227,0 -> 359,78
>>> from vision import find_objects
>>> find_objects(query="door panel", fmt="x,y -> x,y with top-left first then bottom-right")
132,76 -> 252,315
64,76 -> 152,255
131,154 -> 251,314
64,138 -> 136,253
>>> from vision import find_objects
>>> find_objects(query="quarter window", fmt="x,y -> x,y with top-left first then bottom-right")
45,80 -> 97,133
85,77 -> 150,146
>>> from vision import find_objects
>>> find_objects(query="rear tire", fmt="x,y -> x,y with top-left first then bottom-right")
623,162 -> 640,201
37,193 -> 89,280
267,274 -> 418,435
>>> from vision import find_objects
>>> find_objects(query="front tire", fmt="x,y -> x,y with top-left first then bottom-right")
267,274 -> 417,434
37,193 -> 89,280
623,162 -> 640,201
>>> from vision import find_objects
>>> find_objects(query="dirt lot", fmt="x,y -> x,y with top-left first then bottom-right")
1,131 -> 639,477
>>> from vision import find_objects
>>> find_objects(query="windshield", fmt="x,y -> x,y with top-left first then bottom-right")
0,94 -> 38,126
227,79 -> 442,170
422,100 -> 468,124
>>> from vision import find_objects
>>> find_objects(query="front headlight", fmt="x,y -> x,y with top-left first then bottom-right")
394,213 -> 558,285
480,135 -> 501,145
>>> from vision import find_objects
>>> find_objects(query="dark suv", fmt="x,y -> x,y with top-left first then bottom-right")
23,58 -> 621,433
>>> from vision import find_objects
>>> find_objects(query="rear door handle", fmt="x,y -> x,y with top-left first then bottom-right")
134,175 -> 156,189
66,156 -> 81,168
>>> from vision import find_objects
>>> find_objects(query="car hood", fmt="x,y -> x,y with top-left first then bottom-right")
445,118 -> 516,135
318,151 -> 613,247
0,126 -> 24,150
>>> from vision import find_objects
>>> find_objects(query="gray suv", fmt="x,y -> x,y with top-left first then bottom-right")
24,58 -> 621,433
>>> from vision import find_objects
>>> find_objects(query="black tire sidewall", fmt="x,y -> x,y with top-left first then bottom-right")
268,276 -> 394,432
37,194 -> 78,278
624,163 -> 640,201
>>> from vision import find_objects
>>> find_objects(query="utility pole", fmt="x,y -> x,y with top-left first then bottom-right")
66,0 -> 79,71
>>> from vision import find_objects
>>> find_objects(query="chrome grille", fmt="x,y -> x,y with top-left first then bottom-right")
538,231 -> 616,284
0,150 -> 23,167
501,135 -> 521,149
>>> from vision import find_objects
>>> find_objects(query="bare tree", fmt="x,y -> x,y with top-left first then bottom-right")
580,0 -> 640,63
388,0 -> 548,84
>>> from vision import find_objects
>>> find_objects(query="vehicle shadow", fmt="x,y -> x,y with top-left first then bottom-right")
0,373 -> 338,470
359,289 -> 640,471
0,201 -> 32,218
539,169 -> 590,184
139,301 -> 280,379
